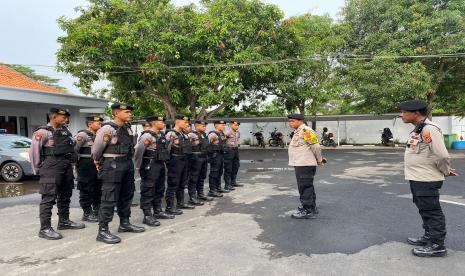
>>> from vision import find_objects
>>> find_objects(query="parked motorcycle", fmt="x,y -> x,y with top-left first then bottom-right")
321,127 -> 336,147
250,131 -> 266,148
381,128 -> 394,146
268,128 -> 285,148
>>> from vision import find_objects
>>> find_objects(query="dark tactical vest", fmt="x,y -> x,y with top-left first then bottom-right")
141,130 -> 170,161
191,131 -> 209,153
170,130 -> 192,155
208,131 -> 226,153
38,126 -> 75,157
102,122 -> 134,157
77,129 -> 95,155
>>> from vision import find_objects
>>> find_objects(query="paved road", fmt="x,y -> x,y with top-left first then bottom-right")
0,149 -> 464,275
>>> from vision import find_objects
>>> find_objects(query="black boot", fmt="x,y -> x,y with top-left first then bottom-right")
217,187 -> 230,193
407,235 -> 430,246
38,226 -> 62,240
118,217 -> 145,233
96,224 -> 121,244
82,208 -> 98,222
291,208 -> 316,219
58,217 -> 86,230
208,191 -> 223,197
177,202 -> 196,209
412,242 -> 447,257
142,210 -> 161,227
189,196 -> 205,206
197,192 -> 213,201
166,199 -> 183,215
153,208 -> 175,219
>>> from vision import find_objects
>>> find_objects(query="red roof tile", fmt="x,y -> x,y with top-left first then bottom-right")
0,64 -> 68,94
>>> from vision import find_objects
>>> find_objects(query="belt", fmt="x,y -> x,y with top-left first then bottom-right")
103,154 -> 131,161
78,154 -> 92,158
225,146 -> 239,150
171,154 -> 187,157
192,152 -> 208,155
44,153 -> 73,159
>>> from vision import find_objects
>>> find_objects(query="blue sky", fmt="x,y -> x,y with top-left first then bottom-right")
0,0 -> 345,94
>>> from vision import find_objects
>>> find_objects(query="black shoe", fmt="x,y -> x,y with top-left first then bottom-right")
143,216 -> 161,227
82,211 -> 99,223
189,197 -> 205,206
218,188 -> 230,193
118,218 -> 145,233
298,206 -> 319,215
166,207 -> 183,216
96,225 -> 121,244
57,219 -> 86,230
208,191 -> 223,197
177,203 -> 196,209
291,209 -> 316,219
407,235 -> 430,246
153,210 -> 175,219
412,243 -> 447,257
197,193 -> 213,201
38,227 -> 63,240
233,183 -> 244,187
226,185 -> 235,191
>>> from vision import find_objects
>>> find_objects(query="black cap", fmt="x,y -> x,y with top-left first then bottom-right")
287,113 -> 305,120
110,103 -> 134,111
214,120 -> 226,125
146,116 -> 165,123
86,115 -> 104,123
50,107 -> 71,117
399,100 -> 428,112
195,120 -> 208,125
230,120 -> 241,125
175,115 -> 190,121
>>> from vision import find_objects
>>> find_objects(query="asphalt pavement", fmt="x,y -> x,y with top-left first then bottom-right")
0,148 -> 464,275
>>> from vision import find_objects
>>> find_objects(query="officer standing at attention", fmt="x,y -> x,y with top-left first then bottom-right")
134,116 -> 174,227
187,120 -> 211,204
165,115 -> 195,215
75,116 -> 104,223
223,120 -> 243,191
400,100 -> 457,257
208,120 -> 229,197
92,103 -> 145,244
287,114 -> 325,219
29,107 -> 85,240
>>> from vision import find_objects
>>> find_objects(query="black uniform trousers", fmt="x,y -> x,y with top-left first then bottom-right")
99,158 -> 135,225
39,156 -> 74,228
294,166 -> 317,211
223,147 -> 240,186
188,153 -> 208,197
410,180 -> 446,245
166,155 -> 188,206
77,157 -> 101,212
208,152 -> 224,192
139,159 -> 166,211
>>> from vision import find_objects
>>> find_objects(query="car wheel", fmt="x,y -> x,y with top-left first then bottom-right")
1,162 -> 23,182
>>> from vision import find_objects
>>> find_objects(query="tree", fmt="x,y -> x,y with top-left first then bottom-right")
5,64 -> 66,90
57,0 -> 298,119
342,0 -> 465,114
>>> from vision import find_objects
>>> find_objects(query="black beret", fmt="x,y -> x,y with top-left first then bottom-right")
399,100 -> 428,111
146,116 -> 165,122
195,120 -> 208,125
86,116 -> 104,122
287,113 -> 305,120
214,120 -> 226,124
50,107 -> 71,117
111,103 -> 134,111
230,120 -> 241,125
175,115 -> 190,121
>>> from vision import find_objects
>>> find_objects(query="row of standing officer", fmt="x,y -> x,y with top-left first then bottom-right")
30,104 -> 242,244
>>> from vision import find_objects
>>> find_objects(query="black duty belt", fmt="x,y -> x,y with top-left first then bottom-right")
103,155 -> 132,161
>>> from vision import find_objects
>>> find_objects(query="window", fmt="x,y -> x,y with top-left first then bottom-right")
19,117 -> 28,137
0,136 -> 32,149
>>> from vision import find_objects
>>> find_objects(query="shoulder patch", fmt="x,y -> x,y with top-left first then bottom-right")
422,131 -> 432,144
34,134 -> 42,141
303,129 -> 319,145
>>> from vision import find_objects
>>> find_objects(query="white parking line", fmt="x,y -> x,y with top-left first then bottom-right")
440,199 -> 465,207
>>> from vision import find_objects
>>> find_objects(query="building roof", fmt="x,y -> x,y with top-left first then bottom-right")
0,64 -> 68,94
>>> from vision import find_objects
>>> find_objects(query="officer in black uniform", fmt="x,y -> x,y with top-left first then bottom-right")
29,107 -> 85,240
165,115 -> 195,215
75,116 -> 104,222
92,103 -> 145,244
134,116 -> 174,227
187,120 -> 211,204
208,120 -> 228,197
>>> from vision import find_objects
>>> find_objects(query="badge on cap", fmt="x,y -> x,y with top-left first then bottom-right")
120,105 -> 127,110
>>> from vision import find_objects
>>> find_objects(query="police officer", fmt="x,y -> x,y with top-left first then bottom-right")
75,116 -> 104,222
29,107 -> 85,240
400,100 -> 457,257
223,120 -> 243,191
208,120 -> 229,197
165,115 -> 195,215
134,116 -> 174,227
92,103 -> 145,244
287,114 -> 325,219
187,120 -> 211,204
